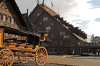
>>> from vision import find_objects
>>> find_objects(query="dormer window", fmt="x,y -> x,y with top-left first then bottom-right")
12,18 -> 14,24
8,16 -> 11,23
3,15 -> 7,22
38,13 -> 40,16
46,17 -> 48,21
43,17 -> 48,21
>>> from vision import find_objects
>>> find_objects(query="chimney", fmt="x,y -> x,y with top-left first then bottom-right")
27,9 -> 28,15
37,0 -> 39,4
43,0 -> 44,5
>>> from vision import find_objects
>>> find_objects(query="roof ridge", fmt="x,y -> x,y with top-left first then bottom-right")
41,4 -> 58,16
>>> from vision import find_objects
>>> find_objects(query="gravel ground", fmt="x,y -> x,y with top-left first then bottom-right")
12,60 -> 74,66
12,55 -> 100,66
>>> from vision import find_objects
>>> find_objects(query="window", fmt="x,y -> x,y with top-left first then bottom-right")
43,17 -> 48,21
51,34 -> 55,38
13,34 -> 15,37
63,32 -> 65,35
12,18 -> 14,24
49,48 -> 57,53
46,26 -> 50,30
5,33 -> 9,36
8,16 -> 11,23
3,15 -> 7,22
40,23 -> 42,25
43,17 -> 46,21
46,17 -> 48,21
16,35 -> 18,37
49,48 -> 53,53
38,13 -> 40,16
60,32 -> 65,35
60,32 -> 62,35
51,23 -> 53,25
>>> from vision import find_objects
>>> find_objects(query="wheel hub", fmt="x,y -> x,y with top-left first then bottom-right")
39,53 -> 43,57
3,56 -> 7,61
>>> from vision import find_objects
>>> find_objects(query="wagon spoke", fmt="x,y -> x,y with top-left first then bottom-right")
7,51 -> 10,56
7,61 -> 9,66
2,62 -> 4,66
0,56 -> 3,58
8,56 -> 12,58
0,52 -> 3,56
0,60 -> 3,63
7,60 -> 11,64
5,61 -> 6,66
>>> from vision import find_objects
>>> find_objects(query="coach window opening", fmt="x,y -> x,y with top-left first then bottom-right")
16,31 -> 20,43
25,33 -> 28,44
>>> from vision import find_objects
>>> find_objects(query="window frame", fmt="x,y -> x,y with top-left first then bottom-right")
8,16 -> 11,23
12,18 -> 14,24
3,14 -> 7,22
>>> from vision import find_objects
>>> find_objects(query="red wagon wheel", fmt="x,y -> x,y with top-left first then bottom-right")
0,49 -> 14,66
35,47 -> 48,65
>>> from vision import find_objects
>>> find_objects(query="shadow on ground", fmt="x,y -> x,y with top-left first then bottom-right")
49,63 -> 78,66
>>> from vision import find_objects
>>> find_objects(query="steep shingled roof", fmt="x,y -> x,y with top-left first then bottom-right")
22,13 -> 38,30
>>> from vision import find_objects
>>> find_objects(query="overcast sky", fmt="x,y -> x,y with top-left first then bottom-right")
15,0 -> 100,42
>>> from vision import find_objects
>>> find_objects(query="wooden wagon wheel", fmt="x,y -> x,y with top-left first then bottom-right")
18,52 -> 30,63
0,49 -> 14,66
35,47 -> 48,65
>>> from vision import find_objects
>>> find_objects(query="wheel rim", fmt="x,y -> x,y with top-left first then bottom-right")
18,53 -> 29,63
35,47 -> 48,65
0,49 -> 14,66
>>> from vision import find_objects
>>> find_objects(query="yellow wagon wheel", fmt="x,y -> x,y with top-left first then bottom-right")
18,52 -> 29,63
0,49 -> 14,66
35,47 -> 48,65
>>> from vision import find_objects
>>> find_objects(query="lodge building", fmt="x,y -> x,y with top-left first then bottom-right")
0,0 -> 89,55
29,3 -> 88,55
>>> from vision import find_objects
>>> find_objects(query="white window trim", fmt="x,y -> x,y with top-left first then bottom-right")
12,18 -> 14,24
3,15 -> 6,22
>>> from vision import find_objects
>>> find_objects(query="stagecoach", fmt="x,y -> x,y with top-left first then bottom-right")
0,25 -> 48,66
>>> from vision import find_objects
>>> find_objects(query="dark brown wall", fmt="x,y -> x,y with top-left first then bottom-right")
29,4 -> 43,23
33,11 -> 80,54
